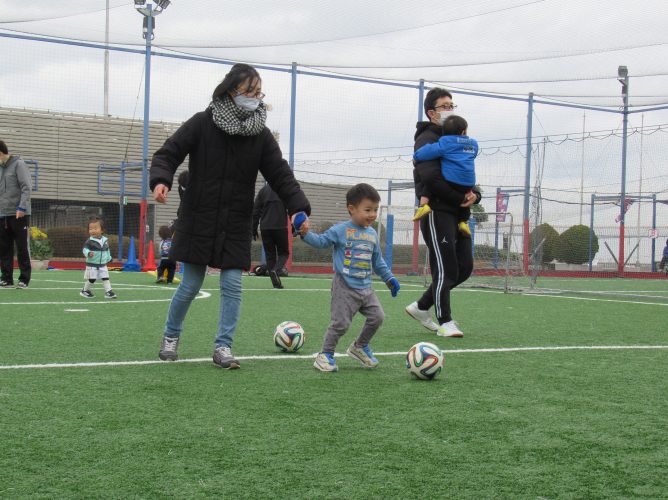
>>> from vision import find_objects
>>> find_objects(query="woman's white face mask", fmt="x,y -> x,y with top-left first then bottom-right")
232,94 -> 261,111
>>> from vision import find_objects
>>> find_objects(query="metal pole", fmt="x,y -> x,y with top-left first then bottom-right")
651,194 -> 657,272
618,69 -> 629,276
289,62 -> 297,170
417,79 -> 425,122
118,164 -> 125,261
494,187 -> 500,269
579,112 -> 585,224
286,62 -> 297,272
104,0 -> 109,117
522,93 -> 534,274
635,113 -> 644,266
589,194 -> 595,271
138,5 -> 153,267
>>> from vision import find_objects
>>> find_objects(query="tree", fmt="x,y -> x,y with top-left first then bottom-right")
529,223 -> 559,264
470,185 -> 488,225
555,224 -> 599,265
471,203 -> 488,225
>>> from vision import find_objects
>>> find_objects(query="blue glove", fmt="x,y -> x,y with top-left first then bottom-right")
291,212 -> 308,232
386,277 -> 400,298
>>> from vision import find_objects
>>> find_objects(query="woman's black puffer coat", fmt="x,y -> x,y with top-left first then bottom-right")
150,109 -> 310,270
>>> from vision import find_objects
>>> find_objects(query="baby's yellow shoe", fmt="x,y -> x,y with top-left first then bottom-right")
412,204 -> 432,221
458,221 -> 472,237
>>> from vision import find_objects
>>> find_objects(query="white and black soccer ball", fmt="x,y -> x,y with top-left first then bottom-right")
273,321 -> 305,352
406,342 -> 444,380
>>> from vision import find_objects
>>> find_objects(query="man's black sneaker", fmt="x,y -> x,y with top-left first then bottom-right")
269,270 -> 284,289
80,289 -> 94,298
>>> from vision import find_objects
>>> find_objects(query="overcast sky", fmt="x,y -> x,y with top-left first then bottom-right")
1,0 -> 667,237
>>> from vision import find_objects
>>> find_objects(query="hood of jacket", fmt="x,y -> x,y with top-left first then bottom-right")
414,121 -> 441,142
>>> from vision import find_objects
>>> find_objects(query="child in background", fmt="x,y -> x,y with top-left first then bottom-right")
412,114 -> 479,237
79,216 -> 117,299
659,238 -> 668,272
156,225 -> 176,284
297,183 -> 400,372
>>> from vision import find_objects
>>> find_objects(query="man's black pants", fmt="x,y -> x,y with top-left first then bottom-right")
261,227 -> 290,273
0,215 -> 32,285
417,210 -> 473,324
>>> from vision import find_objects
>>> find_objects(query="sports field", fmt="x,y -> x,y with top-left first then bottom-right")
1,270 -> 667,498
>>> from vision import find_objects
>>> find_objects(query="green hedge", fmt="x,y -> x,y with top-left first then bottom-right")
555,224 -> 599,264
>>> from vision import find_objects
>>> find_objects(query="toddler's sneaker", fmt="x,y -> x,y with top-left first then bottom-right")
412,204 -> 432,221
405,302 -> 439,332
437,320 -> 464,338
159,336 -> 180,361
458,221 -> 472,237
16,281 -> 28,289
79,289 -> 94,298
213,346 -> 240,369
313,352 -> 338,372
104,290 -> 117,299
346,343 -> 379,368
0,280 -> 14,288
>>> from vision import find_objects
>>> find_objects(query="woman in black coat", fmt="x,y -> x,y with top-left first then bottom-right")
150,63 -> 311,369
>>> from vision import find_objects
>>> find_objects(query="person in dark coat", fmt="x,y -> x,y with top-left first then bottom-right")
252,183 -> 290,289
150,63 -> 311,369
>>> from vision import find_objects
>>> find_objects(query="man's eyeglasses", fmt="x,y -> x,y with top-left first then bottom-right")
434,104 -> 457,111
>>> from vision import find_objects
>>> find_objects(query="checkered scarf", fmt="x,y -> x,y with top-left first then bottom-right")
209,94 -> 267,136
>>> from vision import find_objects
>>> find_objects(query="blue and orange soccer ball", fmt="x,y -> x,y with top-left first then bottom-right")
273,321 -> 305,352
406,342 -> 444,380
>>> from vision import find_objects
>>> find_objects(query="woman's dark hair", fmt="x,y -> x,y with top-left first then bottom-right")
0,140 -> 8,155
88,216 -> 105,232
423,87 -> 453,116
212,63 -> 261,101
158,225 -> 173,240
442,115 -> 468,136
346,183 -> 381,207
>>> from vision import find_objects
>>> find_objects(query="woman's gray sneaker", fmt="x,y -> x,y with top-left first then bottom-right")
159,336 -> 180,361
213,346 -> 240,369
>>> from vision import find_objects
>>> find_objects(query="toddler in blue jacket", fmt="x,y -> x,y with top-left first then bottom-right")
412,114 -> 479,237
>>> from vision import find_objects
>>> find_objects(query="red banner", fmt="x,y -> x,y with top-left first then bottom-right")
496,192 -> 509,222
614,198 -> 634,223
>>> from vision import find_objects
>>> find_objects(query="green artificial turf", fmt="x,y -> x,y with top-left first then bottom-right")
1,271 -> 666,498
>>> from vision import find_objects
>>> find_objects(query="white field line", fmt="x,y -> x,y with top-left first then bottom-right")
0,290 -> 210,306
518,292 -> 668,307
2,287 -> 667,307
2,345 -> 667,370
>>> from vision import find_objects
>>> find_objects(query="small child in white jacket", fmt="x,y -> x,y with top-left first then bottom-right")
79,217 -> 117,299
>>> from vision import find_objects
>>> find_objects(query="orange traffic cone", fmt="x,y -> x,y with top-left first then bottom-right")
142,241 -> 157,272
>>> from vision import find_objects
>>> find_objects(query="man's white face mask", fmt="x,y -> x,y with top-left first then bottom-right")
438,110 -> 455,125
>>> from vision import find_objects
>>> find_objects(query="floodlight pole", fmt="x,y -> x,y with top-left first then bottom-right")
138,7 -> 153,266
617,66 -> 629,276
135,2 -> 166,267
